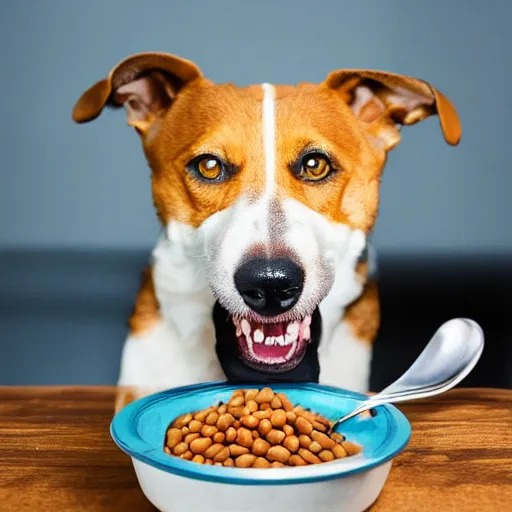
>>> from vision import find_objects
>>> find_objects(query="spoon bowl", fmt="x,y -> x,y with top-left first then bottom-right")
331,318 -> 484,431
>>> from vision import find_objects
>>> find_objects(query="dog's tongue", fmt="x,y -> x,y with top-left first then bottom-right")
252,341 -> 289,359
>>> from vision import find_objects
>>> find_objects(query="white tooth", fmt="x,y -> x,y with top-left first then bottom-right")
236,326 -> 242,337
302,326 -> 311,341
284,334 -> 295,345
241,319 -> 251,336
286,322 -> 299,337
303,315 -> 312,328
264,336 -> 274,346
276,335 -> 285,346
254,329 -> 264,343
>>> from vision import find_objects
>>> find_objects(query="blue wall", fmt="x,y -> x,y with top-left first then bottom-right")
1,0 -> 510,252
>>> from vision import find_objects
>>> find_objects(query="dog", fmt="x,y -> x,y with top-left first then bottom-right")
72,52 -> 461,412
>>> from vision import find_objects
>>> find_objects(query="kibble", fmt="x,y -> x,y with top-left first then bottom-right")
164,388 -> 362,468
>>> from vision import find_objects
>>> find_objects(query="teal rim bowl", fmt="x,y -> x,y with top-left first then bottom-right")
110,382 -> 411,485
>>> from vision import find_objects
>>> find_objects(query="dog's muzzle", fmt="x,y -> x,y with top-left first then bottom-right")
213,257 -> 321,383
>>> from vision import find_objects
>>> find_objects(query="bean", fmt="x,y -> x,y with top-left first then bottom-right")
189,437 -> 212,455
192,454 -> 205,464
204,459 -> 213,465
332,444 -> 347,459
285,412 -> 297,424
277,393 -> 294,412
319,450 -> 335,462
236,427 -> 253,448
173,413 -> 193,429
259,402 -> 272,411
270,396 -> 282,409
228,406 -> 246,419
241,415 -> 260,429
253,457 -> 272,468
225,427 -> 237,443
283,424 -> 295,437
205,411 -> 219,426
283,435 -> 299,453
217,413 -> 235,432
228,396 -> 245,407
342,441 -> 361,456
295,417 -> 313,435
217,404 -> 227,415
309,441 -> 322,454
331,433 -> 345,444
181,427 -> 190,435
166,428 -> 182,449
258,419 -> 272,437
173,442 -> 189,456
235,454 -> 257,468
180,451 -> 193,460
213,447 -> 230,463
184,433 -> 200,444
266,429 -> 286,445
201,425 -> 218,437
204,443 -> 224,459
298,448 -> 322,464
289,454 -> 308,466
229,444 -> 250,457
246,400 -> 259,413
270,409 -> 287,428
223,457 -> 235,467
244,389 -> 259,401
311,431 -> 335,450
298,435 -> 312,449
267,446 -> 291,464
188,420 -> 202,433
253,410 -> 271,420
252,438 -> 271,456
255,387 -> 274,404
213,432 -> 225,444
271,461 -> 285,468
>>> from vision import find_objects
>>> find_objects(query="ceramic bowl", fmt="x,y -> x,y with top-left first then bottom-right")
111,382 -> 410,512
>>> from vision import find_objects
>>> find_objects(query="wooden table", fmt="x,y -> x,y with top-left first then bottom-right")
0,387 -> 510,512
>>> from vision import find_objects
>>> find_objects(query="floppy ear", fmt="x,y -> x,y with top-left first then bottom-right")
324,69 -> 461,151
72,52 -> 202,135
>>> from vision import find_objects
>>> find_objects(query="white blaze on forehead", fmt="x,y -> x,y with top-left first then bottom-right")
261,83 -> 276,199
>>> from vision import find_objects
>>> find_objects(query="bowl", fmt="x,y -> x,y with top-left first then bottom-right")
111,382 -> 411,512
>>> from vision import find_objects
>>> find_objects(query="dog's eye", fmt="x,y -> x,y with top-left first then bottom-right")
300,153 -> 332,181
195,156 -> 223,180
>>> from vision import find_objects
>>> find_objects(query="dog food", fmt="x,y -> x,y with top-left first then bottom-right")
164,387 -> 361,468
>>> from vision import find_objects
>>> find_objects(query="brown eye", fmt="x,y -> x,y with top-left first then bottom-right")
195,156 -> 223,180
300,154 -> 331,180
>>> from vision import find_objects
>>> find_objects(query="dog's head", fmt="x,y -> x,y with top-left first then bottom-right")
73,52 -> 460,379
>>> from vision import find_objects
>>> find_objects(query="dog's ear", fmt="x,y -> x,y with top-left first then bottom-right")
324,69 -> 461,151
72,52 -> 202,135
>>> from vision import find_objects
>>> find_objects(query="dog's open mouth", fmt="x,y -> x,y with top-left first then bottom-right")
232,314 -> 312,372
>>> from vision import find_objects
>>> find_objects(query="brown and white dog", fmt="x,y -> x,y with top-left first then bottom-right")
72,52 -> 461,411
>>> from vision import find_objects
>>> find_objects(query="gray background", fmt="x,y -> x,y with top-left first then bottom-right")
1,1 -> 511,388
1,0 -> 510,253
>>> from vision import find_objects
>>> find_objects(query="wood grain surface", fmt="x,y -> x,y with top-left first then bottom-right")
0,387 -> 510,512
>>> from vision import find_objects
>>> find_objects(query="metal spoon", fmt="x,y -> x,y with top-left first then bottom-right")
330,318 -> 484,432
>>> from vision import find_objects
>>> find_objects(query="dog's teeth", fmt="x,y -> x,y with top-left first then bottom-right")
303,315 -> 312,328
286,322 -> 299,337
275,335 -> 285,346
302,326 -> 311,341
284,333 -> 295,345
236,326 -> 242,337
241,319 -> 251,336
254,329 -> 264,343
264,336 -> 274,346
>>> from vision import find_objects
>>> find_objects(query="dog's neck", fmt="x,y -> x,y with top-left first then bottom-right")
151,219 -> 368,355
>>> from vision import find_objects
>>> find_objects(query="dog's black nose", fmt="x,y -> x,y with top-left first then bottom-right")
234,258 -> 304,316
